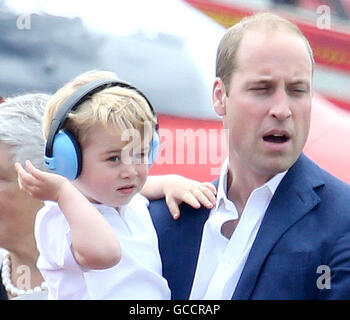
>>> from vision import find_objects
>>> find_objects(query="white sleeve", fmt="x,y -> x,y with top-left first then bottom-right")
34,202 -> 78,270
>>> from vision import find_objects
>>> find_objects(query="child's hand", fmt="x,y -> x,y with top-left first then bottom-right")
15,160 -> 69,202
163,176 -> 216,220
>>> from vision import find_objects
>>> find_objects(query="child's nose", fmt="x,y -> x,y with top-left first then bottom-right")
120,164 -> 138,179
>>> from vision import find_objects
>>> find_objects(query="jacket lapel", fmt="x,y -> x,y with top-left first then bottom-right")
171,205 -> 210,298
232,154 -> 324,299
163,179 -> 219,299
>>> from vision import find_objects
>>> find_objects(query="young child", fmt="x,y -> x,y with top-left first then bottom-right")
16,70 -> 216,299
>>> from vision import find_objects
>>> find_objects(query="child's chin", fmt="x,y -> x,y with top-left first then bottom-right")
109,196 -> 135,208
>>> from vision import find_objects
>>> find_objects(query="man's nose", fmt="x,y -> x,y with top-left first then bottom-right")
269,89 -> 292,121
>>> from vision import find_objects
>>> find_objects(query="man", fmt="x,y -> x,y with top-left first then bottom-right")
149,12 -> 350,299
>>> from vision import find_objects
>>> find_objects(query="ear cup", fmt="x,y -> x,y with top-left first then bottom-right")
44,130 -> 82,181
148,132 -> 160,168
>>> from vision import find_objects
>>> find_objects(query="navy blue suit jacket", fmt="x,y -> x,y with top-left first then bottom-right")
149,154 -> 350,299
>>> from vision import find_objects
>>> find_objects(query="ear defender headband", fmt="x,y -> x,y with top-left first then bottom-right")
44,78 -> 159,180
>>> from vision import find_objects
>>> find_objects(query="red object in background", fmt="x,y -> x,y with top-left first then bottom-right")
322,94 -> 350,112
149,114 -> 225,182
304,94 -> 350,184
299,0 -> 350,18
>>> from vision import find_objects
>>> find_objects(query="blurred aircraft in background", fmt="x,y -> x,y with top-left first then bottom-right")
0,0 -> 222,119
0,0 -> 349,183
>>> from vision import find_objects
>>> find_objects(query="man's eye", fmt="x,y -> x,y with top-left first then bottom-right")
289,87 -> 307,95
250,87 -> 268,92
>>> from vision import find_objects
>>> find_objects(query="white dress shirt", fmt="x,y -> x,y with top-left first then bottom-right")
190,158 -> 287,300
35,194 -> 170,300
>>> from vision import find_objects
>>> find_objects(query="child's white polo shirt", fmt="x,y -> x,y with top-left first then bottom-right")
34,194 -> 170,300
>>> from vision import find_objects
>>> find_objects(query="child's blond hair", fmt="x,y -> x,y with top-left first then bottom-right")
43,70 -> 157,147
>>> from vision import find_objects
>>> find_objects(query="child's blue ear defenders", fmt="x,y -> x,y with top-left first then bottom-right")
44,78 -> 160,181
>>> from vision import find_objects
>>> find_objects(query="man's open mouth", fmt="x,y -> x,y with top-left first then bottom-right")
263,131 -> 290,144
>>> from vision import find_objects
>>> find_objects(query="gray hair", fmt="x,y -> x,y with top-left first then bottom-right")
0,93 -> 50,171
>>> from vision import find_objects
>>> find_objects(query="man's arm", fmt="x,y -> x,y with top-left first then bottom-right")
318,228 -> 350,299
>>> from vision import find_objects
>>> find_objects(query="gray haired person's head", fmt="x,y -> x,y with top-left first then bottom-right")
0,93 -> 50,171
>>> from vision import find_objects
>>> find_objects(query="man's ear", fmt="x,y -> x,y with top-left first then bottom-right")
212,78 -> 227,116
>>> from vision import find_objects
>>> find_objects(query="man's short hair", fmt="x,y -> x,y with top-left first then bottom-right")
216,12 -> 315,93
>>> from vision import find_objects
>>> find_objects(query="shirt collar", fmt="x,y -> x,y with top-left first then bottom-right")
215,158 -> 288,211
215,158 -> 231,212
265,169 -> 288,195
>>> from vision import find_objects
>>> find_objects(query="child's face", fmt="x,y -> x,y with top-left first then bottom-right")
73,123 -> 149,208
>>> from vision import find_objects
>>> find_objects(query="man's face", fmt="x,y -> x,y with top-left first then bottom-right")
213,29 -> 313,180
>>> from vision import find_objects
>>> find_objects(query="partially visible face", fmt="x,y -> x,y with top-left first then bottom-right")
213,29 -> 313,180
73,123 -> 149,208
0,143 -> 41,243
